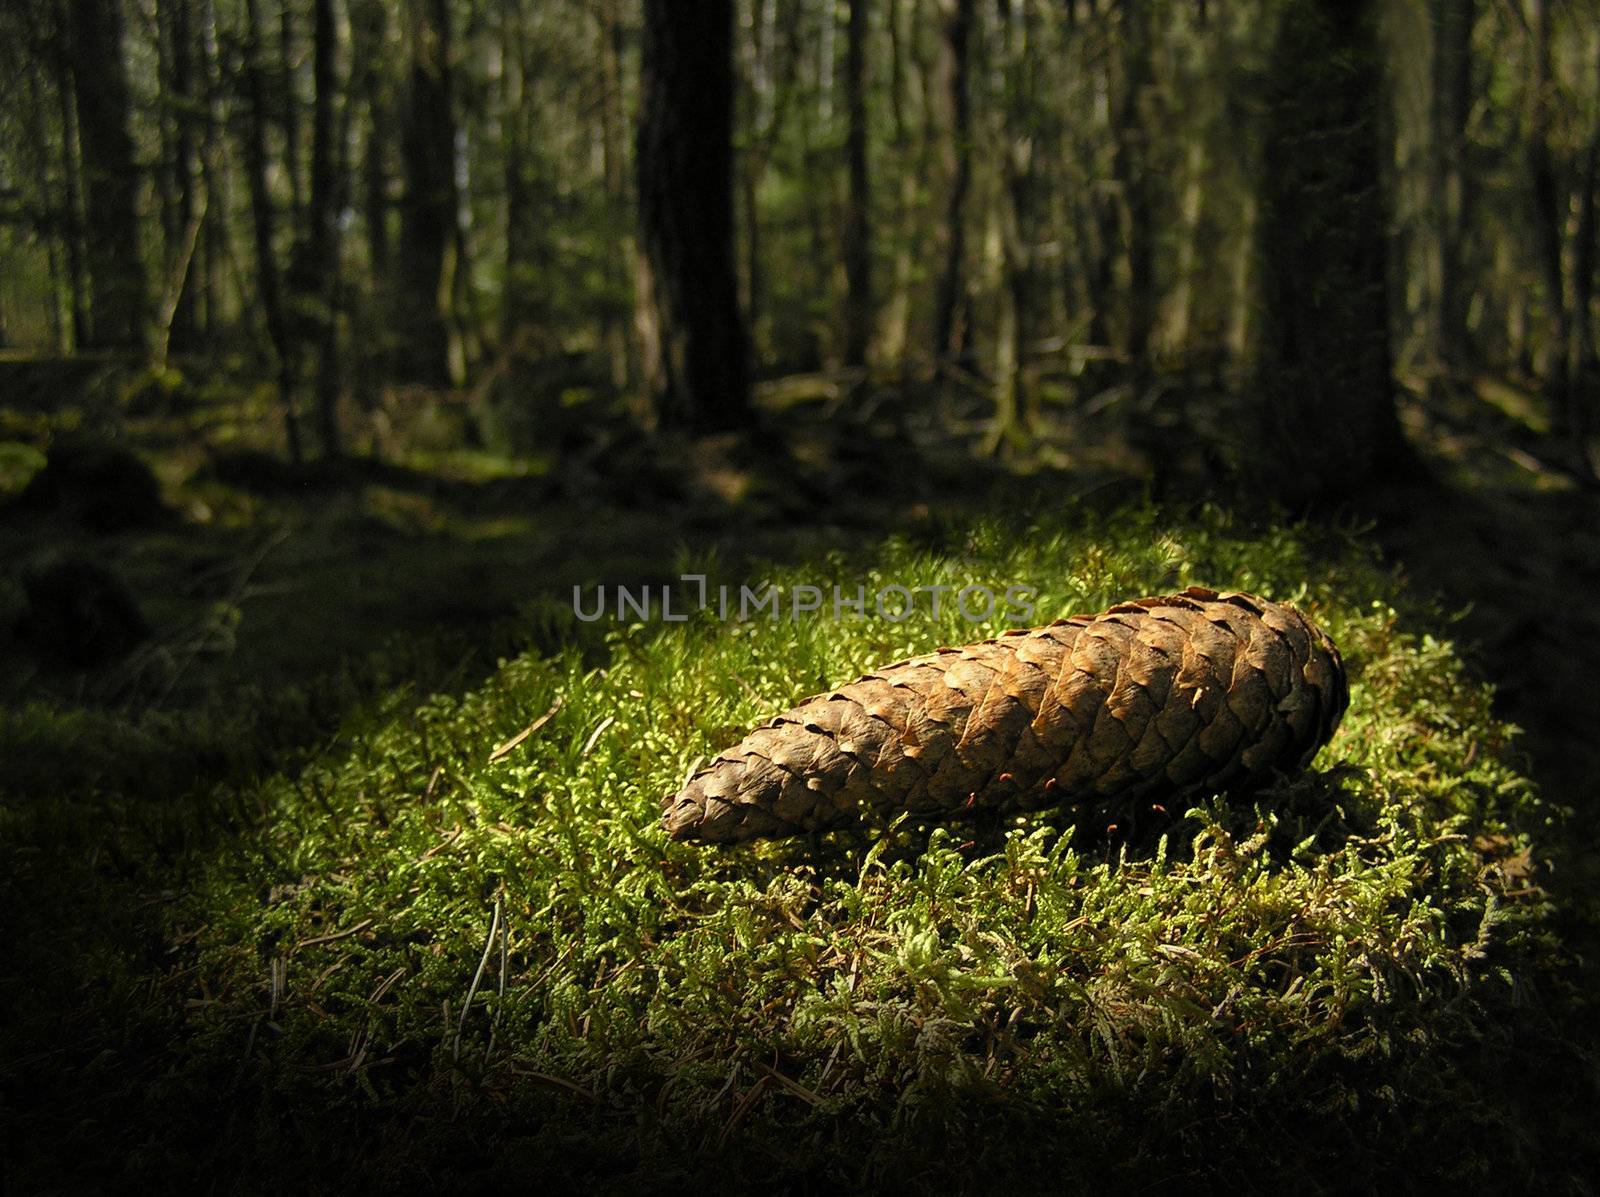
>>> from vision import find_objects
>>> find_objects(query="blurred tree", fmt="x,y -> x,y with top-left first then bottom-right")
1427,0 -> 1475,376
636,0 -> 750,428
1251,0 -> 1409,505
155,0 -> 201,352
285,0 -> 348,457
399,0 -> 463,386
932,0 -> 974,369
65,0 -> 148,349
842,0 -> 873,371
241,0 -> 304,464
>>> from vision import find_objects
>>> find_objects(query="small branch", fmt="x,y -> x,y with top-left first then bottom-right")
489,698 -> 564,762
581,715 -> 616,757
294,917 -> 374,951
454,896 -> 502,1062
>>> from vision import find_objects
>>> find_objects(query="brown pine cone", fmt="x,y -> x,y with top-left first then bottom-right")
661,587 -> 1348,845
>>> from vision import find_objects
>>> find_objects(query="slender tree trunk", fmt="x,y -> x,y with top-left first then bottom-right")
281,4 -> 305,226
287,0 -> 346,458
636,0 -> 750,428
355,1 -> 391,286
1166,135 -> 1206,353
1427,0 -> 1474,374
1527,0 -> 1571,441
932,0 -> 975,367
1568,30 -> 1600,472
167,0 -> 201,350
66,0 -> 149,350
243,0 -> 304,465
797,0 -> 834,369
51,35 -> 90,351
45,236 -> 65,353
197,0 -> 230,338
988,0 -> 1037,450
1252,0 -> 1408,505
1226,192 -> 1255,361
398,0 -> 461,385
1112,0 -> 1154,360
598,0 -> 636,390
501,1 -> 530,338
841,0 -> 873,370
879,0 -> 917,368
737,0 -> 778,360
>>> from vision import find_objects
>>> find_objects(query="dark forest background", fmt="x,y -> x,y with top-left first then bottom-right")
0,0 -> 1596,497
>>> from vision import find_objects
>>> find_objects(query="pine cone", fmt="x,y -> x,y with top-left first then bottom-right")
662,587 -> 1347,844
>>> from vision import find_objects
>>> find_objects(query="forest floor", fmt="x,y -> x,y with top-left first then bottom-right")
2,357 -> 1597,1188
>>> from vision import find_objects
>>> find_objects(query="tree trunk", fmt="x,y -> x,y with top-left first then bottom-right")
1251,0 -> 1408,506
1568,30 -> 1600,473
157,0 -> 201,352
355,1 -> 391,285
50,32 -> 90,351
243,0 -> 304,465
287,0 -> 346,458
1112,0 -> 1155,360
988,0 -> 1037,452
280,3 -> 305,226
932,0 -> 975,368
398,0 -> 460,386
1166,135 -> 1207,353
197,0 -> 231,339
736,0 -> 778,360
842,0 -> 873,370
597,0 -> 637,390
1427,0 -> 1474,374
1527,0 -> 1570,443
636,0 -> 750,428
878,0 -> 918,370
66,0 -> 148,350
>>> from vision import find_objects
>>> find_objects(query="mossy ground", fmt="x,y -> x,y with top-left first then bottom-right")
4,496 -> 1589,1193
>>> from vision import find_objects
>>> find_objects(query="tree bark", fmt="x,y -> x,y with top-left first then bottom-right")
1427,0 -> 1474,374
636,0 -> 750,428
987,0 -> 1038,452
1527,0 -> 1570,442
932,0 -> 975,368
157,0 -> 202,352
287,0 -> 346,458
1111,0 -> 1155,360
243,0 -> 304,465
1252,0 -> 1408,506
842,0 -> 873,370
280,3 -> 305,226
398,0 -> 461,386
1568,30 -> 1600,473
50,27 -> 91,351
597,0 -> 637,390
354,1 -> 391,285
66,0 -> 148,350
878,0 -> 918,369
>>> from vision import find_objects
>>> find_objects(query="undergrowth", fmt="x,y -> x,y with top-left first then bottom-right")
1,502 -> 1581,1193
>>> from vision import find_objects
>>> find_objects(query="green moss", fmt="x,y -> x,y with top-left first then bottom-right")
1,501 -> 1577,1190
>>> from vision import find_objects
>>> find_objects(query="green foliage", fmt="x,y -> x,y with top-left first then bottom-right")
2,501 -> 1565,1188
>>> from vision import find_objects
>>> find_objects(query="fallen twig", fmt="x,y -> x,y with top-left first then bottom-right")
294,918 -> 374,951
454,896 -> 502,1062
581,716 -> 616,757
489,698 -> 564,762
